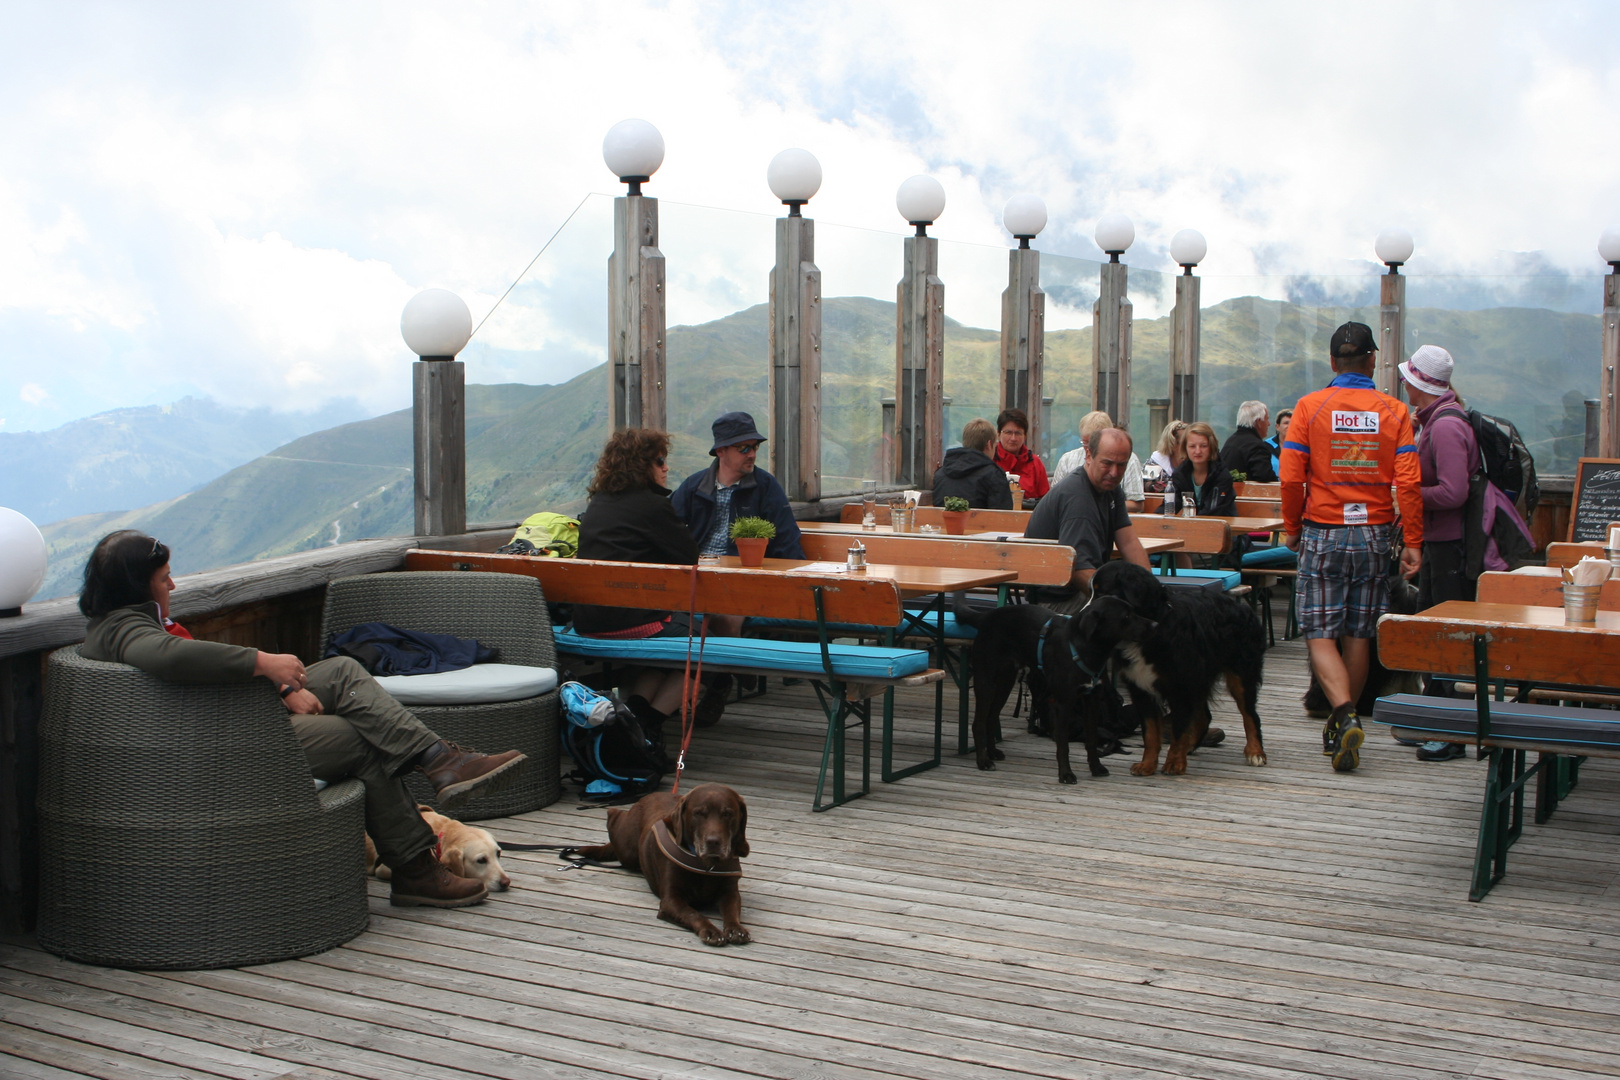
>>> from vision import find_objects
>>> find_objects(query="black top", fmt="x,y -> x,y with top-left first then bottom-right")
931,446 -> 1014,509
573,485 -> 700,634
1169,457 -> 1237,517
1219,425 -> 1277,483
1026,468 -> 1132,572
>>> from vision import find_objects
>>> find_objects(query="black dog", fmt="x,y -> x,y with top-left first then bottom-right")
958,586 -> 1160,784
1091,562 -> 1268,776
1301,552 -> 1422,717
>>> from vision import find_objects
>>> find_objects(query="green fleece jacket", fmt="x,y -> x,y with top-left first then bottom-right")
82,603 -> 260,684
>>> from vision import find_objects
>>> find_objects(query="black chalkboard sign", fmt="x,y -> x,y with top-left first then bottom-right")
1570,458 -> 1620,543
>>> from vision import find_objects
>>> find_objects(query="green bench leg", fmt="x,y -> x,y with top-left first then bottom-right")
1471,747 -> 1544,901
811,680 -> 870,812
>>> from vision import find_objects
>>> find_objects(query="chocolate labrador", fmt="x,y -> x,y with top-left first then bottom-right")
573,783 -> 751,946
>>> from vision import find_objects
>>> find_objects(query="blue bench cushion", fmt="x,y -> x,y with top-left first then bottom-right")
1151,567 -> 1241,591
556,628 -> 930,680
1371,694 -> 1620,750
747,613 -> 977,640
1241,545 -> 1297,568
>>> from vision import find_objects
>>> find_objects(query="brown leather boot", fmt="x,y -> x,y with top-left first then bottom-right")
417,741 -> 527,810
388,848 -> 488,908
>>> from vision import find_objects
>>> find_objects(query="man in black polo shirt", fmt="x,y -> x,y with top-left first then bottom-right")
1025,427 -> 1151,613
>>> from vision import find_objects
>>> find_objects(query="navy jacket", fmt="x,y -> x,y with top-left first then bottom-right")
932,446 -> 1014,509
671,463 -> 805,559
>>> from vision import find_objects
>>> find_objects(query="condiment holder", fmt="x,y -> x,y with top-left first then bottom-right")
846,540 -> 868,572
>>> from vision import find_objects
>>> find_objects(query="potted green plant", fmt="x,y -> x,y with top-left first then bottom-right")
729,516 -> 777,567
941,496 -> 970,535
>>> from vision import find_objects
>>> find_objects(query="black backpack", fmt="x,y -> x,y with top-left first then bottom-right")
1438,407 -> 1539,519
558,681 -> 666,800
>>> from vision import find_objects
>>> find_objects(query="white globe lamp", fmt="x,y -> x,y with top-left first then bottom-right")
896,175 -> 946,235
1094,212 -> 1134,260
1003,194 -> 1047,248
602,119 -> 665,194
0,507 -> 47,617
1600,225 -> 1620,269
1170,228 -> 1207,272
401,289 -> 472,360
767,149 -> 822,215
1376,227 -> 1415,271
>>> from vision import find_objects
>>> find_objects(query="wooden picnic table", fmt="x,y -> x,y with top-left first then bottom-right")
1379,600 -> 1620,688
1477,565 -> 1620,609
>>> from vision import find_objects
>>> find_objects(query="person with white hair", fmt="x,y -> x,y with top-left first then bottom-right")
1219,400 -> 1277,482
1051,410 -> 1145,512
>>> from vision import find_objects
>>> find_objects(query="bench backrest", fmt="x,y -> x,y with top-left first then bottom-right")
1476,569 -> 1620,609
404,550 -> 904,626
1127,514 -> 1232,554
1141,494 -> 1282,517
797,532 -> 1074,586
840,504 -> 1032,532
1545,541 -> 1606,568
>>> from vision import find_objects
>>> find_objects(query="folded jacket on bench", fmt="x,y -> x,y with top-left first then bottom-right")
555,627 -> 931,680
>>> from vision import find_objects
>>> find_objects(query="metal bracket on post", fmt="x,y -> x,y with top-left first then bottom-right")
895,235 -> 945,488
1000,246 -> 1045,454
1378,270 -> 1405,398
1093,260 -> 1132,429
770,214 -> 822,502
1170,270 -> 1200,422
413,359 -> 466,536
609,193 -> 666,431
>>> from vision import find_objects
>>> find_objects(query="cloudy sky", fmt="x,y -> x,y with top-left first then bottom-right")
2,0 -> 1616,433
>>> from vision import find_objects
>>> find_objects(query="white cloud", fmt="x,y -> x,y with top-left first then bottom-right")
19,384 -> 48,405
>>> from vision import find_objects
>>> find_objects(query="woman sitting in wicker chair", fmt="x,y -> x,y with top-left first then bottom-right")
78,530 -> 527,908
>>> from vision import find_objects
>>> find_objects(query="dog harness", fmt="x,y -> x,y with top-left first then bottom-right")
1035,614 -> 1105,692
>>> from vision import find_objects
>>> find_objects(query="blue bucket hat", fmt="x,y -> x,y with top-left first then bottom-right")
709,411 -> 766,455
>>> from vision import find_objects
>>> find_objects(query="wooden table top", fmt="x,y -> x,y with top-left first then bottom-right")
1378,599 -> 1620,684
1135,536 -> 1185,556
709,557 -> 1018,597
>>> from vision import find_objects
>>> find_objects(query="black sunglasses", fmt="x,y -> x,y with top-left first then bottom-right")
654,457 -> 666,467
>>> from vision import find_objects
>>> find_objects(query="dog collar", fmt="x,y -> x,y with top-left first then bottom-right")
1036,615 -> 1104,690
652,819 -> 742,877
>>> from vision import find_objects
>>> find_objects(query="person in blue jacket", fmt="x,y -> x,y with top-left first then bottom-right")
671,411 -> 805,562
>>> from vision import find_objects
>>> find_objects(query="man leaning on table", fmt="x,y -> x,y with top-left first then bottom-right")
1025,426 -> 1151,615
1280,321 -> 1423,773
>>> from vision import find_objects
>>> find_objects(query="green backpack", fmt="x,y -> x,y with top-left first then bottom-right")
497,512 -> 580,558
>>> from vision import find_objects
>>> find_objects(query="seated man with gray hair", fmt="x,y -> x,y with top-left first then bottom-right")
1219,400 -> 1277,482
1051,410 -> 1145,512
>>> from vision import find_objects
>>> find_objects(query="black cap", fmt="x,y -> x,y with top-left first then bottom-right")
1329,321 -> 1378,359
709,411 -> 767,455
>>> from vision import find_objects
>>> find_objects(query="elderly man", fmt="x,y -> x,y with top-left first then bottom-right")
1220,401 -> 1277,482
1051,410 -> 1146,512
1025,427 -> 1151,614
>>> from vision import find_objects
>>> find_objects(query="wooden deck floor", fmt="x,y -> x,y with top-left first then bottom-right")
5,635 -> 1620,1080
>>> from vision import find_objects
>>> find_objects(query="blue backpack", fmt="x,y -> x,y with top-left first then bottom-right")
558,682 -> 665,799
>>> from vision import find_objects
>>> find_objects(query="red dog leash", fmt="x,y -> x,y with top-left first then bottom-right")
671,564 -> 709,797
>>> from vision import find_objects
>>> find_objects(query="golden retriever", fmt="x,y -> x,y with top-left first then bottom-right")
366,805 -> 510,892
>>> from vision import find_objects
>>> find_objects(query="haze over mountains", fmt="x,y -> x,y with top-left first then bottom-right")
26,296 -> 1599,600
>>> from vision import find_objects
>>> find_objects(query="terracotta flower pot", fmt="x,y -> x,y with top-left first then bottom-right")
734,537 -> 768,567
942,510 -> 968,535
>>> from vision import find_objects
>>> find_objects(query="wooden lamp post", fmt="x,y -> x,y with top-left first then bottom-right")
1000,194 -> 1047,455
1375,228 -> 1414,397
1600,226 -> 1620,457
767,149 -> 823,502
893,175 -> 947,488
1093,212 -> 1134,430
402,288 -> 472,536
604,119 -> 667,432
1168,228 -> 1206,423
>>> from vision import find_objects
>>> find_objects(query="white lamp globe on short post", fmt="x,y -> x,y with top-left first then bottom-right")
896,175 -> 946,237
1376,227 -> 1414,273
602,118 -> 665,196
1168,229 -> 1207,423
1375,228 -> 1414,397
0,507 -> 48,618
403,289 -> 471,536
1170,228 -> 1207,275
1093,212 -> 1135,428
1600,225 -> 1620,271
767,148 -> 822,217
1601,227 -> 1620,457
1003,194 -> 1047,249
1094,212 -> 1135,263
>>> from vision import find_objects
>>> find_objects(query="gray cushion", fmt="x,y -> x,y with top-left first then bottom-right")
375,663 -> 558,706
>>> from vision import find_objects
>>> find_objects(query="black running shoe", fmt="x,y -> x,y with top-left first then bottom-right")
1332,714 -> 1365,773
1323,702 -> 1352,757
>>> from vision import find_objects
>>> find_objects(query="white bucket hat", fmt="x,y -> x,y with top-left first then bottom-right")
1399,344 -> 1454,396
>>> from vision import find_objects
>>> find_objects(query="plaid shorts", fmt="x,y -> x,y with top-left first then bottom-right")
1297,523 -> 1393,639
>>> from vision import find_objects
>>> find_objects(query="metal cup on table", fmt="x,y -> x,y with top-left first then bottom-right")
1564,583 -> 1602,622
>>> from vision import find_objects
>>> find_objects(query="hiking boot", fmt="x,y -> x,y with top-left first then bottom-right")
417,741 -> 527,811
1322,702 -> 1352,756
1332,714 -> 1365,773
693,673 -> 733,728
1200,727 -> 1226,749
388,848 -> 488,908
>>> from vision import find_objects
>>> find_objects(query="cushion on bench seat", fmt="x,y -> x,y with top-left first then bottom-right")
746,613 -> 978,640
1371,693 -> 1620,750
1151,567 -> 1241,591
1240,545 -> 1297,568
556,628 -> 930,680
374,663 -> 559,706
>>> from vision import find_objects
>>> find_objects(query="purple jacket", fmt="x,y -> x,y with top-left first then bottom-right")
1415,391 -> 1477,543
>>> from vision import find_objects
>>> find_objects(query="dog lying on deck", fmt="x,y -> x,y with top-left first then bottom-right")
958,568 -> 1164,783
366,806 -> 511,892
1091,563 -> 1268,776
573,784 -> 751,946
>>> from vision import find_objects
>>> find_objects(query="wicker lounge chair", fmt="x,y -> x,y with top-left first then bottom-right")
36,646 -> 370,970
320,570 -> 560,819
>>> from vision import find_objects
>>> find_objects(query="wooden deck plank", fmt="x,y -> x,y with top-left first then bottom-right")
6,635 -> 1620,1079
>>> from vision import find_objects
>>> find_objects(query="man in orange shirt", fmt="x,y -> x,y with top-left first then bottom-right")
1281,322 -> 1423,772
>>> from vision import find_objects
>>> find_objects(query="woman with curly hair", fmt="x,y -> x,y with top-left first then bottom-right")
573,428 -> 700,736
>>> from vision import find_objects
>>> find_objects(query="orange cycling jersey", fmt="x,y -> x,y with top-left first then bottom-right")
1279,373 -> 1423,549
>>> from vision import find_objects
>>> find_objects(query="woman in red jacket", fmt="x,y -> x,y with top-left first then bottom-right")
992,408 -> 1049,503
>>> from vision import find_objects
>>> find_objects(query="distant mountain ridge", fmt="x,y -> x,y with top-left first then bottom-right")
31,296 -> 1599,600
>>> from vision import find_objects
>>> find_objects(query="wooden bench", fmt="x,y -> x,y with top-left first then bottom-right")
1374,614 -> 1620,899
1140,494 -> 1282,517
404,550 -> 946,811
1545,541 -> 1607,568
